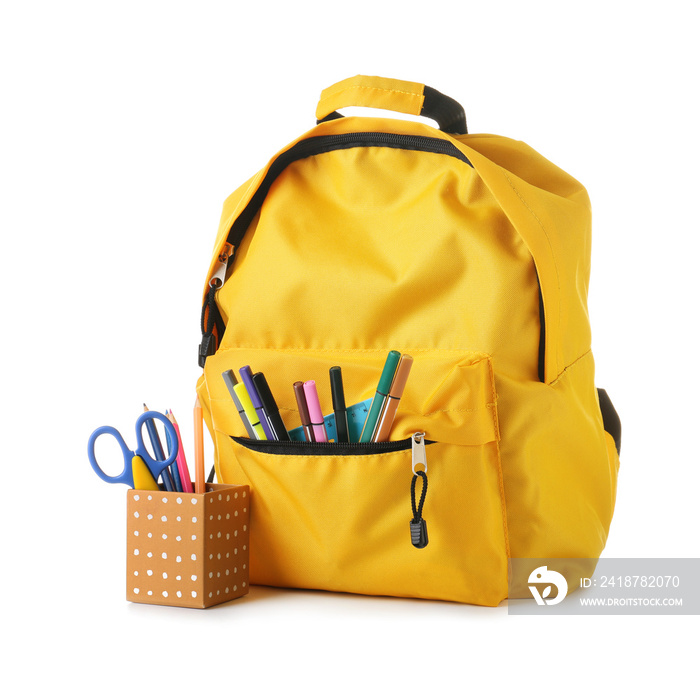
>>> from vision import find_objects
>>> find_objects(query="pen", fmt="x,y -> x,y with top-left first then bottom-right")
168,410 -> 193,493
253,372 -> 290,441
303,380 -> 328,442
143,403 -> 175,491
222,369 -> 256,439
293,381 -> 315,441
330,366 -> 349,443
239,365 -> 275,440
373,354 -> 413,441
193,396 -> 205,494
234,382 -> 268,440
359,350 -> 401,443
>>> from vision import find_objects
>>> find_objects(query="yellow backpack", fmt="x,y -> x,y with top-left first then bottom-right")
195,75 -> 621,606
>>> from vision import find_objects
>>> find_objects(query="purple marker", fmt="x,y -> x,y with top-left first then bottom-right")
239,365 -> 276,440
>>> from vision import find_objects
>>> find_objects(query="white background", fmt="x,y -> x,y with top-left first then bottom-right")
2,0 -> 698,669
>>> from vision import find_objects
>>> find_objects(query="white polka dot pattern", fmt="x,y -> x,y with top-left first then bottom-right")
126,483 -> 250,608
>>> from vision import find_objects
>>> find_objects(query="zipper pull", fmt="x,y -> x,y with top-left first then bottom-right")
209,243 -> 234,289
411,431 -> 427,475
409,432 -> 429,549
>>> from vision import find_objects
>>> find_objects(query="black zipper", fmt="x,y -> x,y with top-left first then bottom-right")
231,434 -> 435,457
226,132 -> 473,250
204,131 -> 546,382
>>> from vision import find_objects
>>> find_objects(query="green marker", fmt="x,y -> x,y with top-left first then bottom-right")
360,350 -> 401,443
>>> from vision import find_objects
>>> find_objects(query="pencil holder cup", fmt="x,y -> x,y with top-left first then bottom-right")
126,483 -> 250,609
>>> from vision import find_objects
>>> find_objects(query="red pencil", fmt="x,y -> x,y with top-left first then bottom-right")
168,410 -> 193,493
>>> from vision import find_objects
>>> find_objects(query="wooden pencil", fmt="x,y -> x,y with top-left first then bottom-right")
169,410 -> 193,494
194,396 -> 205,493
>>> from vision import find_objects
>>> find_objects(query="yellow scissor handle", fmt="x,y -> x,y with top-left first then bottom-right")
132,455 -> 160,491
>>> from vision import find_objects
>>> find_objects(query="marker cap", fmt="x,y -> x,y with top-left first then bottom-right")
239,366 -> 264,407
252,372 -> 279,412
388,354 -> 413,397
222,370 -> 244,412
293,381 -> 311,426
303,380 -> 324,424
234,382 -> 260,422
329,366 -> 346,409
377,350 -> 402,395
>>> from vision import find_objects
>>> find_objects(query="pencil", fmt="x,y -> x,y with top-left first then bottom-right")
194,396 -> 205,493
168,410 -> 193,493
143,403 -> 175,491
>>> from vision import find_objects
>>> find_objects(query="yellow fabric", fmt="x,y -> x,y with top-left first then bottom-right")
316,75 -> 425,121
197,96 -> 619,606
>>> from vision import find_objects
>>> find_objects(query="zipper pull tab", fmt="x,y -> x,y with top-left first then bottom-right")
410,517 -> 428,549
209,243 -> 234,289
411,431 -> 427,475
409,432 -> 429,549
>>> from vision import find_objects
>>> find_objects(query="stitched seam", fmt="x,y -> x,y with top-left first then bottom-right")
272,404 -> 496,415
501,170 -> 562,377
216,345 -> 491,358
486,359 -> 510,561
329,83 -> 423,100
549,349 -> 593,387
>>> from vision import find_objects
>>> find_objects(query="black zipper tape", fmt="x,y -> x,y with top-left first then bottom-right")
200,132 -> 475,368
231,435 -> 435,457
202,130 -> 546,382
226,132 -> 473,250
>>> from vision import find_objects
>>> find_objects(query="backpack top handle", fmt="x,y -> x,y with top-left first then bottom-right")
316,75 -> 468,135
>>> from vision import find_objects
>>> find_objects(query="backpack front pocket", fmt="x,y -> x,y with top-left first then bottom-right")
202,347 -> 509,606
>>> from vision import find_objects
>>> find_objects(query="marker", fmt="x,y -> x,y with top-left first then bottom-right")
222,369 -> 256,439
168,410 -> 193,493
293,381 -> 315,441
143,403 -> 175,491
239,365 -> 275,440
233,382 -> 267,440
373,354 -> 413,441
303,380 -> 328,442
193,396 -> 205,494
330,366 -> 349,443
252,372 -> 290,441
359,350 -> 401,443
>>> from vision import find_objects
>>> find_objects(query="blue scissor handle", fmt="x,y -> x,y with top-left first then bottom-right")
87,411 -> 179,488
88,425 -> 136,486
134,411 -> 179,482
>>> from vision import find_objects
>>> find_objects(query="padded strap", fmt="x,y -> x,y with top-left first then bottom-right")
316,75 -> 468,134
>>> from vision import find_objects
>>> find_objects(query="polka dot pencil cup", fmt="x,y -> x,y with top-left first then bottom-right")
126,483 -> 250,608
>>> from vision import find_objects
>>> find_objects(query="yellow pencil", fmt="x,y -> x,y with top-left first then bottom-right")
194,396 -> 205,493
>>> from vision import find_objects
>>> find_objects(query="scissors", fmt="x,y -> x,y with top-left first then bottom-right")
88,410 -> 179,490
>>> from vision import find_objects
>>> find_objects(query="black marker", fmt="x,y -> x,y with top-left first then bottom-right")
252,372 -> 290,441
330,366 -> 349,443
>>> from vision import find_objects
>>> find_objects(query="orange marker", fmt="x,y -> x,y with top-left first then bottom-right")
373,354 -> 413,441
194,396 -> 205,493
